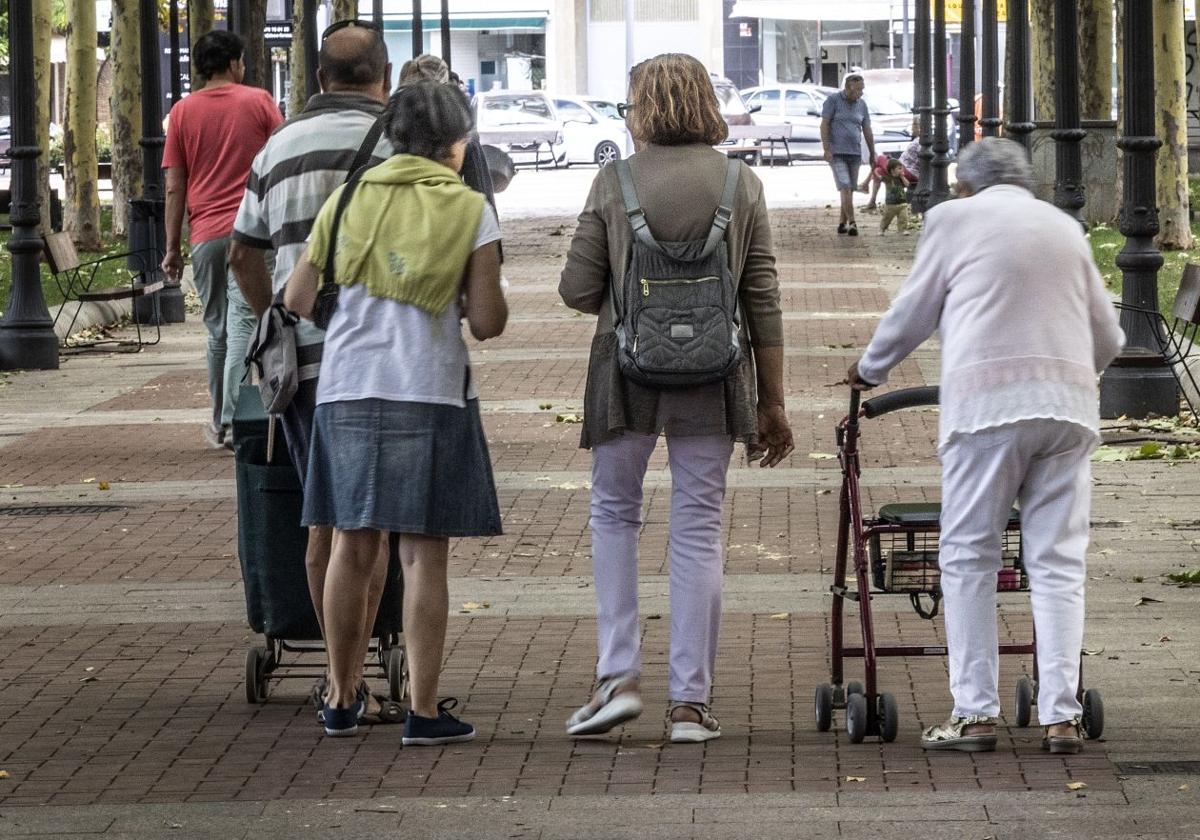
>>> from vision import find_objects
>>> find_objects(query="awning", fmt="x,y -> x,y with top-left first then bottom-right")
729,0 -> 895,21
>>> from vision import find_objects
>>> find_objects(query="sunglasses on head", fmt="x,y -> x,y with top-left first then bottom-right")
617,102 -> 632,119
321,18 -> 382,40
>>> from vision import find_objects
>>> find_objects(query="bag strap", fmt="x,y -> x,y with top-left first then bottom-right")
614,159 -> 666,256
700,158 -> 741,259
349,114 -> 386,178
321,165 -> 369,290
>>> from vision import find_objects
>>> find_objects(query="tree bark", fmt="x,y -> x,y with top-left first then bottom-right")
64,0 -> 103,250
1078,0 -> 1113,121
1031,0 -> 1054,121
332,0 -> 357,22
246,0 -> 269,91
188,0 -> 214,87
289,3 -> 309,117
1155,0 -> 1194,250
109,0 -> 142,238
1114,0 -> 1124,219
33,0 -> 53,234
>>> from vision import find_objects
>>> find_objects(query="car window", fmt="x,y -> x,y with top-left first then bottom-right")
711,81 -> 748,115
784,91 -> 814,116
754,90 -> 780,113
863,96 -> 910,116
481,94 -> 554,121
555,100 -> 594,124
586,100 -> 622,120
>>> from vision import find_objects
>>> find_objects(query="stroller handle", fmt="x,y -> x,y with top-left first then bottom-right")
860,386 -> 940,419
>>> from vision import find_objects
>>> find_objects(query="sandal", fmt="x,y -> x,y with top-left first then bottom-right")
1042,719 -> 1084,754
566,671 -> 643,736
310,676 -> 328,715
920,715 -> 998,752
359,683 -> 405,725
668,702 -> 721,743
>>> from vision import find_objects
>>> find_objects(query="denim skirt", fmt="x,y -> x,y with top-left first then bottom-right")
302,398 -> 503,537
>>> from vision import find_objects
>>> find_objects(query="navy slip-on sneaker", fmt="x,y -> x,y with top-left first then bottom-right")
322,700 -> 364,737
402,698 -> 476,746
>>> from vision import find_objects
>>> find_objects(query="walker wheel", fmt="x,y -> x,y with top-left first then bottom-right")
815,683 -> 834,732
244,646 -> 268,704
1015,677 -> 1034,728
1082,688 -> 1104,739
846,680 -> 865,699
846,693 -> 868,744
878,692 -> 899,742
387,646 -> 409,704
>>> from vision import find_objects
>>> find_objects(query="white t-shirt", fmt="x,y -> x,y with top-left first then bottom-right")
315,203 -> 503,408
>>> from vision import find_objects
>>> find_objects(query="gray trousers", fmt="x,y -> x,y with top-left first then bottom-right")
190,237 -> 257,429
589,432 -> 734,704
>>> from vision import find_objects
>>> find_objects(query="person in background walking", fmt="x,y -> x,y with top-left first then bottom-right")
848,138 -> 1124,754
559,53 -> 793,745
821,72 -> 875,237
284,82 -> 507,741
162,30 -> 282,449
878,159 -> 913,235
229,20 -> 400,725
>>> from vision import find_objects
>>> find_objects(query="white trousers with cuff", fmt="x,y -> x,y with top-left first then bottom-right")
938,418 -> 1095,725
589,432 -> 734,704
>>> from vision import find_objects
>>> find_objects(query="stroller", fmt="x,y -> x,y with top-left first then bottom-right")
814,386 -> 1105,743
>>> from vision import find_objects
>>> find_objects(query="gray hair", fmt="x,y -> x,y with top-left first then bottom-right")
955,137 -> 1034,192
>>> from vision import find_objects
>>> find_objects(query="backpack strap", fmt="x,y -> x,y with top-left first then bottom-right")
614,159 -> 668,256
322,165 -> 369,291
699,157 -> 741,259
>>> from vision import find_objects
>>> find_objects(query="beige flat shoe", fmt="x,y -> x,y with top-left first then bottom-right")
921,715 -> 998,752
1042,719 -> 1084,754
668,702 -> 721,744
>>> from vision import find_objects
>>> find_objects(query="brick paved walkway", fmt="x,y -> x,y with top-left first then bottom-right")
3,195 -> 1200,838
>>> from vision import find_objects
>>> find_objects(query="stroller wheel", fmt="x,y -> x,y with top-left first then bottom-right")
846,693 -> 868,744
846,680 -> 865,699
815,683 -> 834,732
877,692 -> 899,742
245,646 -> 268,704
1015,677 -> 1034,728
1082,688 -> 1104,739
387,646 -> 409,703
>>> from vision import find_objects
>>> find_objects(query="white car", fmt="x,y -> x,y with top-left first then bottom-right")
473,90 -> 566,167
552,96 -> 629,168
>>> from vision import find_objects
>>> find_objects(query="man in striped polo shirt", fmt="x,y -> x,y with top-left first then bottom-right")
229,22 -> 396,720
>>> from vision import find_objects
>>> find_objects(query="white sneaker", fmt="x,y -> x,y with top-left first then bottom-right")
566,673 -> 642,736
668,702 -> 721,743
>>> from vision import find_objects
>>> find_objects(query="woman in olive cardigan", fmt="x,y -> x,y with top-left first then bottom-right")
559,53 -> 793,743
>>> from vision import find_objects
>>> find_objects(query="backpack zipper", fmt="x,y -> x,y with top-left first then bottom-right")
641,276 -> 719,297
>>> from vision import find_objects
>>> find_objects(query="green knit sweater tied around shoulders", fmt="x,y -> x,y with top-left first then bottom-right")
309,153 -> 486,316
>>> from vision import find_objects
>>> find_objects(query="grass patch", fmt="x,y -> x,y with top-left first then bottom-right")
1088,217 -> 1199,323
0,207 -> 141,316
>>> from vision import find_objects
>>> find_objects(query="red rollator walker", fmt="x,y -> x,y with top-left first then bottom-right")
815,386 -> 1105,744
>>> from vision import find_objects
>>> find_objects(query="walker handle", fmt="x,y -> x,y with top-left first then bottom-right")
861,386 -> 940,419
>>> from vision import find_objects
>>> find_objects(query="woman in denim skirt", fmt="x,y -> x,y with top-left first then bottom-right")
285,82 -> 507,740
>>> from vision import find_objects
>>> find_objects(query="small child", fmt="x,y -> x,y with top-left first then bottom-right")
879,159 -> 912,234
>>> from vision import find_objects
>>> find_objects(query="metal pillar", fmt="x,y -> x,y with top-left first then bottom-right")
1004,0 -> 1034,149
929,0 -> 951,206
979,0 -> 1001,137
956,0 -> 976,149
440,0 -> 451,68
372,0 -> 383,27
1099,1 -> 1178,418
0,0 -> 57,370
912,0 -> 933,214
303,0 -> 318,99
131,0 -> 185,324
412,0 -> 423,57
902,0 -> 910,68
169,0 -> 182,104
1051,0 -> 1086,222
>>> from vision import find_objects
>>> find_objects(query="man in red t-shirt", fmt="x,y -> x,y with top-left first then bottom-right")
162,30 -> 282,448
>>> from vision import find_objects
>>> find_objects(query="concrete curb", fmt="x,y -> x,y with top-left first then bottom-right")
50,268 -> 195,341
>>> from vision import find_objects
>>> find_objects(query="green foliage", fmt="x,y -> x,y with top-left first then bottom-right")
1165,568 -> 1200,585
1088,217 -> 1197,323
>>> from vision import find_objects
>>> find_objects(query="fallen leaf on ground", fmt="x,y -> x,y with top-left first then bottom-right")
98,482 -> 110,491
1180,783 -> 1191,791
845,776 -> 866,783
1136,596 -> 1164,606
1066,782 -> 1087,791
556,414 -> 583,424
538,403 -> 554,410
1081,648 -> 1105,656
770,612 -> 790,619
82,477 -> 96,483
462,602 -> 491,610
807,452 -> 837,460
0,770 -> 9,779
1159,635 -> 1173,643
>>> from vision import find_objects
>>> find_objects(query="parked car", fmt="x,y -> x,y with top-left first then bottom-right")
552,95 -> 629,168
473,90 -> 566,167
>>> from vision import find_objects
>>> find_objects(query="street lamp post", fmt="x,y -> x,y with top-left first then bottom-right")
1051,0 -> 1086,223
979,0 -> 1001,137
957,0 -> 976,150
440,0 -> 451,68
912,0 -> 933,214
929,0 -> 951,206
1099,1 -> 1178,418
0,0 -> 58,370
1004,0 -> 1034,149
169,0 -> 182,105
412,0 -> 423,58
131,0 -> 185,324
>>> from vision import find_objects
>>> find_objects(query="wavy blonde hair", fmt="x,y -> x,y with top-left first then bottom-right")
625,54 -> 728,147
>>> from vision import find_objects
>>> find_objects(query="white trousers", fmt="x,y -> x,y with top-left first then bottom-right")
589,433 -> 734,703
938,418 -> 1095,724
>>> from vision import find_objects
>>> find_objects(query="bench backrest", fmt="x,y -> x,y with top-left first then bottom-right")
43,231 -> 81,274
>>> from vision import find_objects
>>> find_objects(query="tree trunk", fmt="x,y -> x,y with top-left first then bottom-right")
109,0 -> 142,238
289,3 -> 309,118
64,0 -> 103,251
246,0 -> 270,91
1031,0 -> 1054,121
332,0 -> 357,22
1078,0 -> 1113,121
1155,0 -> 1194,250
1114,0 -> 1124,220
33,0 -> 53,234
188,0 -> 214,88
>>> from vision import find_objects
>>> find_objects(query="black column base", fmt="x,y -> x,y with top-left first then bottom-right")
0,324 -> 59,370
1100,361 -> 1179,419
